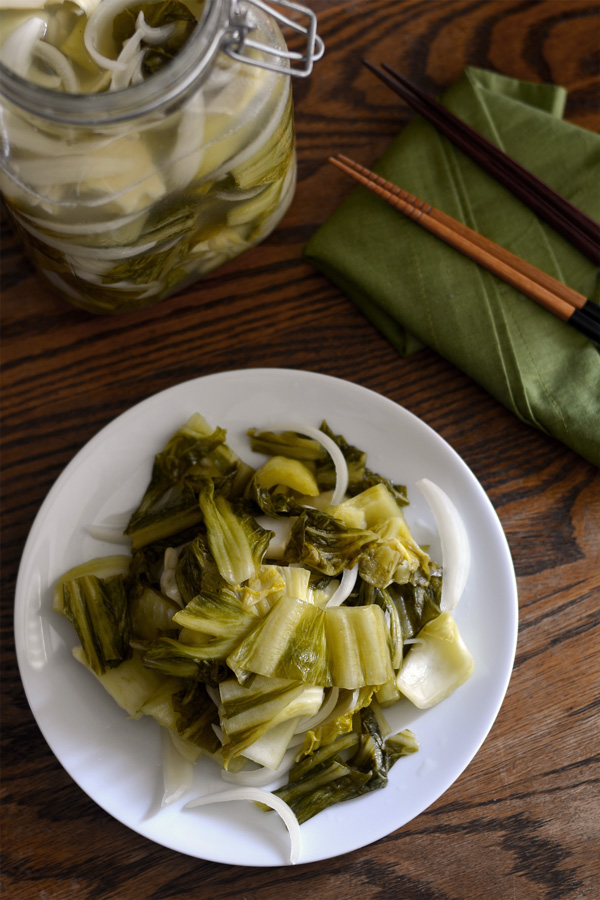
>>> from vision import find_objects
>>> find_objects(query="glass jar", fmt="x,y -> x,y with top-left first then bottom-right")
0,0 -> 322,314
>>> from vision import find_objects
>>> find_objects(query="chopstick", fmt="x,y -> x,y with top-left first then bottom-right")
328,153 -> 600,342
362,60 -> 600,266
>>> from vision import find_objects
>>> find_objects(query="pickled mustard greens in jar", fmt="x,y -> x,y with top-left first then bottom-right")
0,0 -> 298,313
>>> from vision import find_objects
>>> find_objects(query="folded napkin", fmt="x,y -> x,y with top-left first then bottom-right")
304,67 -> 600,466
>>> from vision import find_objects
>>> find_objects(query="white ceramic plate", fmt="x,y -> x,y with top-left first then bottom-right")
15,368 -> 518,867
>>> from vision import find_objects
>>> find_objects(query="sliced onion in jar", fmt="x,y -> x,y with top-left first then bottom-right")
134,10 -> 174,45
109,28 -> 145,91
0,16 -> 46,77
110,9 -> 175,91
16,207 -> 144,235
84,0 -> 165,71
416,478 -> 470,611
167,90 -> 206,191
33,42 -> 79,93
185,788 -> 301,864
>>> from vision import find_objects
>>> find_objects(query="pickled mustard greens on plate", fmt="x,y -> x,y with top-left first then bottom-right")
53,415 -> 474,863
0,0 -> 297,313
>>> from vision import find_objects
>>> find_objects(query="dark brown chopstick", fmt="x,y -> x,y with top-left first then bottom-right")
329,153 -> 600,343
362,60 -> 600,266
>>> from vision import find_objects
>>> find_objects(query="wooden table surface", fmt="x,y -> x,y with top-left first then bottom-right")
1,1 -> 599,898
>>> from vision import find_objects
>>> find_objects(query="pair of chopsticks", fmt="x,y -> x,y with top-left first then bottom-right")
328,153 -> 600,343
362,60 -> 600,266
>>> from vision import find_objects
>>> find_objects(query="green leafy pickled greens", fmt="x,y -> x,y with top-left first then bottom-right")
53,414 -> 473,860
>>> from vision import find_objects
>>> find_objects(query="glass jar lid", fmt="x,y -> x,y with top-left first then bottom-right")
0,0 -> 324,125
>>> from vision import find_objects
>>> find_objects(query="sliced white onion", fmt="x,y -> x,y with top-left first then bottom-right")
167,90 -> 206,191
215,186 -> 263,202
0,121 -> 117,162
86,524 -> 130,544
294,687 -> 339,733
101,279 -> 163,298
86,510 -> 132,544
119,47 -> 145,89
0,17 -> 46,77
22,224 -> 157,258
70,275 -> 162,297
211,723 -> 224,743
134,10 -> 174,45
160,547 -> 182,604
416,478 -> 470,611
109,29 -> 145,91
249,159 -> 296,244
185,788 -> 301,864
266,423 -> 349,506
286,731 -> 306,750
12,154 -> 156,191
206,685 -> 221,710
258,515 -> 293,560
161,728 -> 194,807
16,208 -> 144,235
220,746 -> 297,787
1,1 -> 50,7
33,42 -> 79,93
70,0 -> 103,12
109,9 -> 175,91
202,69 -> 285,181
84,0 -> 164,72
325,565 -> 357,608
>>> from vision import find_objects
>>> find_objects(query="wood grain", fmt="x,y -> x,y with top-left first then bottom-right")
1,2 -> 599,899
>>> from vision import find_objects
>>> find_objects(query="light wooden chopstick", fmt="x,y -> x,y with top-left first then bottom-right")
329,153 -> 600,342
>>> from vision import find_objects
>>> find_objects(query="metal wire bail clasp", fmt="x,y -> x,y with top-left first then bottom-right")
223,0 -> 325,77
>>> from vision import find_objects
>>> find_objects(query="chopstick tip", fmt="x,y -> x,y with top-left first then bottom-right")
328,153 -> 359,173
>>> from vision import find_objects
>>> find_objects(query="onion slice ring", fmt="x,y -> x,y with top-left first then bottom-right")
84,0 -> 165,71
0,17 -> 46,77
325,565 -> 357,608
161,729 -> 193,807
34,42 -> 79,93
294,686 -> 340,733
416,478 -> 470,611
220,746 -> 297,787
266,423 -> 349,505
185,788 -> 301,864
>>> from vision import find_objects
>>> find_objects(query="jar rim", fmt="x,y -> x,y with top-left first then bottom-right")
0,0 -> 231,125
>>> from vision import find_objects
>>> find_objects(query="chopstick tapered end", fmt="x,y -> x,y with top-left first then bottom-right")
328,154 -> 366,183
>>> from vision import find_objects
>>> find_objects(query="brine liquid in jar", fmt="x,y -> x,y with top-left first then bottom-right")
0,0 -> 313,313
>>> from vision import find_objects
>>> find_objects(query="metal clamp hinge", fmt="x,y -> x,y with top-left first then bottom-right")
223,0 -> 324,77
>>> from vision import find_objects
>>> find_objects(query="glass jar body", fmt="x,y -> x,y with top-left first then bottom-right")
0,1 -> 296,314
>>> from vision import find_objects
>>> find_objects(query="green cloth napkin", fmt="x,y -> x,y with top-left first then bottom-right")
304,67 -> 600,466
